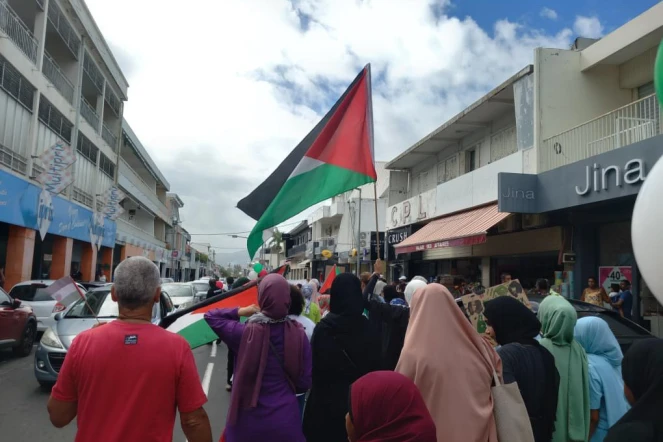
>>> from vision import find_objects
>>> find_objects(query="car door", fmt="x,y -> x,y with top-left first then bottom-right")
0,289 -> 15,342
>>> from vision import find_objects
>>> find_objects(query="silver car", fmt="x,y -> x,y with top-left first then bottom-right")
34,286 -> 176,388
8,280 -> 87,332
161,282 -> 197,309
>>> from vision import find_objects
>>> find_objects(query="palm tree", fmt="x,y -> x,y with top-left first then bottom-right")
271,229 -> 283,266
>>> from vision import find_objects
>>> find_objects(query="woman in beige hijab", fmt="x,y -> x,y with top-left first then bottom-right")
396,283 -> 501,442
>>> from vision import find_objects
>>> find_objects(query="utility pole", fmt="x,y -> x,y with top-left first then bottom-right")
356,188 -> 362,275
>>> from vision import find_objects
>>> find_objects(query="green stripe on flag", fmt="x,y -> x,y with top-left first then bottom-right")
178,320 -> 219,349
248,163 -> 374,257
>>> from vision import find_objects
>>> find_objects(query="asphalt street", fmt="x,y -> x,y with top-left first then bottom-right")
0,339 -> 231,441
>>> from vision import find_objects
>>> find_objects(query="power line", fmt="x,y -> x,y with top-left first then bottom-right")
188,220 -> 305,236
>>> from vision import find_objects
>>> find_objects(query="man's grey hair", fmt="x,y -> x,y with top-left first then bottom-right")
113,256 -> 161,309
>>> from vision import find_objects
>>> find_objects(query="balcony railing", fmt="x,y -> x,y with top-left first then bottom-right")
102,123 -> 117,149
118,158 -> 170,222
105,88 -> 121,117
42,51 -> 74,104
83,52 -> 104,94
80,97 -> 99,131
0,2 -> 38,63
47,1 -> 80,58
540,94 -> 662,172
287,243 -> 307,258
116,218 -> 166,249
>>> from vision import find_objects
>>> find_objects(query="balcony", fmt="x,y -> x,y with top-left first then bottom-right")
314,237 -> 337,256
80,97 -> 99,131
102,123 -> 117,149
540,94 -> 662,173
42,51 -> 74,104
286,243 -> 307,258
309,206 -> 330,223
83,52 -> 104,94
118,158 -> 170,222
47,1 -> 80,58
0,1 -> 38,63
116,218 -> 166,249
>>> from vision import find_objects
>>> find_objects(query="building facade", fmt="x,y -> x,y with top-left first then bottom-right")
0,0 -> 128,288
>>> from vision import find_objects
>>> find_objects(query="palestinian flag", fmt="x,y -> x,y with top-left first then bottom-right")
319,264 -> 340,294
160,266 -> 288,348
238,65 -> 377,258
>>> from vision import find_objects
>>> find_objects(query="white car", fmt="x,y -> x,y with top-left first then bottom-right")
8,280 -> 87,332
192,279 -> 212,302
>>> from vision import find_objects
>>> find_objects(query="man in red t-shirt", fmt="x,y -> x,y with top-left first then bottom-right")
47,256 -> 212,442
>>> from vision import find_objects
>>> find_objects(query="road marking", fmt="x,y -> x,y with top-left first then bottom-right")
210,341 -> 217,358
202,362 -> 214,396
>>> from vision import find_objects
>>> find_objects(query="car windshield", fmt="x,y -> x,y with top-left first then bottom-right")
193,283 -> 209,293
578,311 -> 648,337
162,284 -> 192,297
10,284 -> 56,302
66,290 -> 119,318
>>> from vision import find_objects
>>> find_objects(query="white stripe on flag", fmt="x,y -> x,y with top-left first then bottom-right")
46,276 -> 76,302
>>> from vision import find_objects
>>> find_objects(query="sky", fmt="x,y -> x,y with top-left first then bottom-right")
84,0 -> 660,265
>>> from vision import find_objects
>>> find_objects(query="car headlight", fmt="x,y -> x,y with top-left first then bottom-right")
41,327 -> 64,349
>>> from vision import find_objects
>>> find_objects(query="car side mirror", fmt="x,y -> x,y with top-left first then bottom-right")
11,299 -> 21,309
54,312 -> 63,321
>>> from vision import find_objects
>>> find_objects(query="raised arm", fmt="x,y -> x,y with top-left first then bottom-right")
204,306 -> 257,353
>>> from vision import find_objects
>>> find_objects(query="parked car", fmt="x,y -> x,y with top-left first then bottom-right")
192,279 -> 212,302
8,280 -> 87,332
34,285 -> 176,388
161,282 -> 196,309
0,286 -> 38,357
79,281 -> 112,291
456,294 -> 652,354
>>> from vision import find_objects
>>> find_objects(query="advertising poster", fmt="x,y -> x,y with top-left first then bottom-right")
599,266 -> 632,293
461,279 -> 531,335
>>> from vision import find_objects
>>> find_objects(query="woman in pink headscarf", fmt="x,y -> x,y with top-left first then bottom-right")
204,274 -> 312,442
396,283 -> 502,442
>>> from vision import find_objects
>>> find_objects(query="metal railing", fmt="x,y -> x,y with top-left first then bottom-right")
0,2 -> 38,63
117,218 -> 166,248
47,1 -> 80,58
540,94 -> 662,172
42,51 -> 74,104
80,97 -> 100,131
119,158 -> 170,221
83,51 -> 104,94
286,243 -> 307,258
102,123 -> 117,149
104,88 -> 121,117
35,0 -> 45,11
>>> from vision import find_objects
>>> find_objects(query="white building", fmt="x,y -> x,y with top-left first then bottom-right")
385,3 -> 663,311
0,0 -> 129,285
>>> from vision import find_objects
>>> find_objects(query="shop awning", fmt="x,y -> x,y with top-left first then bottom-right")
394,204 -> 510,255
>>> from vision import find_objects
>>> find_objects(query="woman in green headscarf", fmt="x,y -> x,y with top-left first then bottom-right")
538,295 -> 590,442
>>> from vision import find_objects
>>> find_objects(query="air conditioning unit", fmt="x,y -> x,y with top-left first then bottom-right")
360,232 -> 367,239
360,240 -> 367,248
522,213 -> 548,230
497,215 -> 518,233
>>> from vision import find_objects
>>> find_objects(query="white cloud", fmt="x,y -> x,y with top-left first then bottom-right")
84,0 -> 573,260
540,7 -> 558,20
574,15 -> 604,38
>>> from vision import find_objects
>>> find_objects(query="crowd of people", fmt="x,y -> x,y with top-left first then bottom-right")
46,256 -> 663,442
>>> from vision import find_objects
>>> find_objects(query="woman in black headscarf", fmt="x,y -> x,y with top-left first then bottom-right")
302,273 -> 381,442
606,339 -> 663,442
484,296 -> 559,442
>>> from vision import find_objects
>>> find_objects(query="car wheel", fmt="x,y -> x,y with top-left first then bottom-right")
38,380 -> 54,391
13,322 -> 37,357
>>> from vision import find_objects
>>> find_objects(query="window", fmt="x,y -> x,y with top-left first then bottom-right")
38,96 -> 73,142
99,152 -> 115,178
76,132 -> 99,164
0,55 -> 35,110
466,150 -> 476,172
0,288 -> 11,305
637,82 -> 655,99
9,284 -> 59,302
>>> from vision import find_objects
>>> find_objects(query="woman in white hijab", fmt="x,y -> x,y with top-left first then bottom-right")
404,277 -> 427,304
309,278 -> 320,303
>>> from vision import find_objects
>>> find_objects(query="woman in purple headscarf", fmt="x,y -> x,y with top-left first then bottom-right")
204,274 -> 312,442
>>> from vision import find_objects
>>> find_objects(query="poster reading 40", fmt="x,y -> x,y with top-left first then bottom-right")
599,266 -> 633,293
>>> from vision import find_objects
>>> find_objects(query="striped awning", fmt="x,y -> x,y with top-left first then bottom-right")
394,204 -> 510,255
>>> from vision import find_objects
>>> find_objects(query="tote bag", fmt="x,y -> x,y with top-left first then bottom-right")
481,343 -> 535,442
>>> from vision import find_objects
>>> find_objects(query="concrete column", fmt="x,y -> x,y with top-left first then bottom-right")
50,236 -> 73,279
101,247 -> 113,281
573,224 -> 598,300
5,227 -> 36,290
80,245 -> 97,282
120,245 -> 128,261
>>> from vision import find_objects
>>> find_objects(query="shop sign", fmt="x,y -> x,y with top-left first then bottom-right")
385,226 -> 412,260
395,233 -> 486,255
0,169 -> 116,247
599,266 -> 632,293
498,135 -> 663,214
386,189 -> 436,229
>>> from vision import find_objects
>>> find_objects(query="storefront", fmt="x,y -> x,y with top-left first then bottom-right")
0,169 -> 116,289
498,134 -> 663,330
